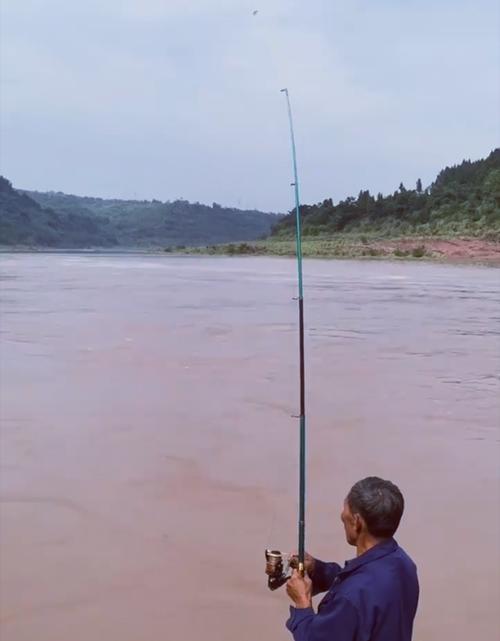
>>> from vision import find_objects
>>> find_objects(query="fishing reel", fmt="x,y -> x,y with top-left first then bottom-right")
265,549 -> 292,591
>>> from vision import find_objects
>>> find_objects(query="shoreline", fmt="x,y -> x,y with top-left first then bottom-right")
2,237 -> 500,266
176,236 -> 500,266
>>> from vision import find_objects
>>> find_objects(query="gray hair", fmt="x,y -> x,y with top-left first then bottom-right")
347,477 -> 405,538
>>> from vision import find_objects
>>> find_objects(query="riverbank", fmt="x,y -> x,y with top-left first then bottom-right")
3,237 -> 500,265
175,236 -> 500,265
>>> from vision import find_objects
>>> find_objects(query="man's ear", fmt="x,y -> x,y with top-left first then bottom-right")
353,513 -> 364,533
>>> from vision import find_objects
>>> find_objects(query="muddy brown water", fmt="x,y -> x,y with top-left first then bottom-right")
0,253 -> 499,641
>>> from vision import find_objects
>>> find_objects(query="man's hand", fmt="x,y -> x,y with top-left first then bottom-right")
289,551 -> 316,574
286,569 -> 313,609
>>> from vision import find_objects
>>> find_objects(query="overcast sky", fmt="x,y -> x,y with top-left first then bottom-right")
1,0 -> 498,211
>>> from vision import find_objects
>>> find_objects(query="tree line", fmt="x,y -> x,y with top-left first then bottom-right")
272,149 -> 500,239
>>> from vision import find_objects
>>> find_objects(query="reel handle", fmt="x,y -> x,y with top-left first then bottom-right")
268,573 -> 289,591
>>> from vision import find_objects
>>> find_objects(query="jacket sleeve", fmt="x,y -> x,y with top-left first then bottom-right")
310,560 -> 342,595
286,595 -> 359,641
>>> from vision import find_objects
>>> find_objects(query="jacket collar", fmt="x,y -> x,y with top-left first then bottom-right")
340,538 -> 398,575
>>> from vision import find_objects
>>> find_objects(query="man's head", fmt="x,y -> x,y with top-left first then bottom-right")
341,477 -> 405,546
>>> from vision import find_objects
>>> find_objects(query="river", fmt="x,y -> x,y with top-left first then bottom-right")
0,253 -> 499,641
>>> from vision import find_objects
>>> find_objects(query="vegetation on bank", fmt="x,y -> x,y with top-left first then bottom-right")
175,236 -> 500,264
176,238 -> 431,259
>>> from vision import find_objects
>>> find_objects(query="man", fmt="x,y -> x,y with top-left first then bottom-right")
284,476 -> 419,641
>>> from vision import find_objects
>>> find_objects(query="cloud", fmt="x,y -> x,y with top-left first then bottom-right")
1,0 -> 498,210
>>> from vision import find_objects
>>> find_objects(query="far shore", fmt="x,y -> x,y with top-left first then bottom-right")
2,236 -> 500,265
173,236 -> 500,266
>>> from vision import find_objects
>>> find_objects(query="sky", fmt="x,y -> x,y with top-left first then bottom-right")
1,0 -> 498,212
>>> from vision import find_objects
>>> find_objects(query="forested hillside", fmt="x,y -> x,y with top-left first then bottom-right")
0,177 -> 116,247
272,149 -> 500,240
0,179 -> 280,248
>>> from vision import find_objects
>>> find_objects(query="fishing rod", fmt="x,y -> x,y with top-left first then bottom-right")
266,88 -> 306,589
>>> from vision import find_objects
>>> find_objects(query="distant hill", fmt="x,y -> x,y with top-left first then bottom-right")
272,149 -> 500,240
0,177 -> 116,247
23,190 -> 281,248
0,179 -> 282,248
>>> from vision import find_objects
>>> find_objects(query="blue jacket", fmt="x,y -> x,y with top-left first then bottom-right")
286,539 -> 419,641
